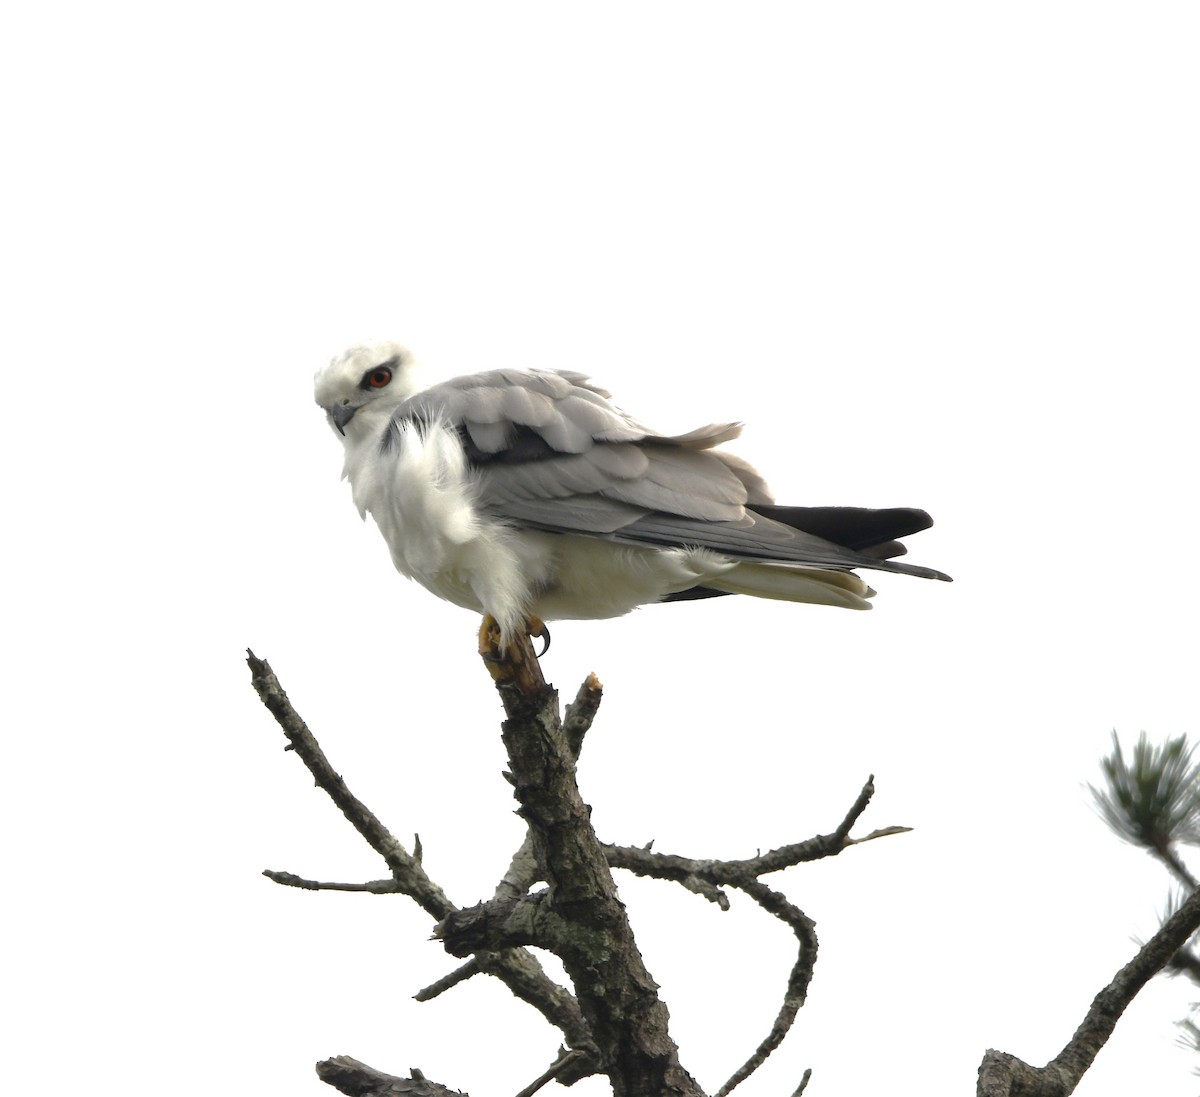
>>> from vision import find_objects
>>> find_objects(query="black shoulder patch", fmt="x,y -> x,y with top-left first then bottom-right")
456,424 -> 561,466
379,418 -> 574,465
378,414 -> 432,456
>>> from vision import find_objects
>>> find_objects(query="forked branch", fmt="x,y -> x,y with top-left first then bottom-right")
246,649 -> 598,1082
250,636 -> 903,1096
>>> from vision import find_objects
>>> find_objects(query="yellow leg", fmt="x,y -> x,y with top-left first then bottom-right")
478,614 -> 504,661
478,614 -> 550,694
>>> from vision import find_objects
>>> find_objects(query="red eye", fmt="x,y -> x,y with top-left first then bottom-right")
367,367 -> 392,389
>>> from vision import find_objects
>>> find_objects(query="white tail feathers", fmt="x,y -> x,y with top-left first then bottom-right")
709,563 -> 875,610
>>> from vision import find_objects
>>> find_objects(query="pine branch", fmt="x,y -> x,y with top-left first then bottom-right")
978,883 -> 1200,1096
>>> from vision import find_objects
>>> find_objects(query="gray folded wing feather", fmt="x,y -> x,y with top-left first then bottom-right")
393,370 -> 751,520
477,439 -> 754,524
389,369 -> 947,579
402,370 -> 645,454
610,512 -> 951,580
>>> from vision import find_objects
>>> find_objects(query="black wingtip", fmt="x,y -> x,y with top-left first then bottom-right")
748,504 -> 950,582
747,505 -> 935,550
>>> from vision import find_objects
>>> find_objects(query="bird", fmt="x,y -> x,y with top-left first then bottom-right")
314,343 -> 951,651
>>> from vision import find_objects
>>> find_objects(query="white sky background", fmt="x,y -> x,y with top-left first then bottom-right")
3,3 -> 1198,1094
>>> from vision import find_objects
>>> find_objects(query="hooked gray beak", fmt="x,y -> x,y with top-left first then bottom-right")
328,403 -> 358,435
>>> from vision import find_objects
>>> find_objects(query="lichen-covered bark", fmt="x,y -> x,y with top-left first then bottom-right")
254,638 -> 893,1095
476,620 -> 704,1097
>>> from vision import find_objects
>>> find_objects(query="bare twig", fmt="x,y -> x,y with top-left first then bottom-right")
748,774 -> 884,874
978,883 -> 1200,1096
791,1068 -> 813,1096
847,825 -> 913,844
247,650 -> 598,1075
247,650 -> 454,921
715,878 -> 818,1097
512,1049 -> 589,1097
593,776 -> 889,1094
413,959 -> 479,1002
677,874 -> 731,909
562,672 -> 603,759
603,775 -> 902,889
263,870 -> 402,894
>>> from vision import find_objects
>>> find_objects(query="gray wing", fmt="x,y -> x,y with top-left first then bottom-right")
393,368 -> 753,527
390,369 -> 949,580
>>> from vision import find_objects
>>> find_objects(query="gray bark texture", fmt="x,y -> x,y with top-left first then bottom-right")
248,627 -> 1199,1096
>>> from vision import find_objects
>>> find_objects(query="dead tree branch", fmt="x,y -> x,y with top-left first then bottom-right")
262,870 -> 402,893
247,649 -> 599,1082
460,617 -> 704,1096
251,639 -> 900,1095
514,1049 -> 590,1097
416,677 -> 600,1008
602,775 -> 899,888
413,959 -> 479,1002
248,650 -> 455,919
978,882 -> 1200,1096
316,1057 -> 465,1096
595,779 -> 892,1096
714,877 -> 817,1097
